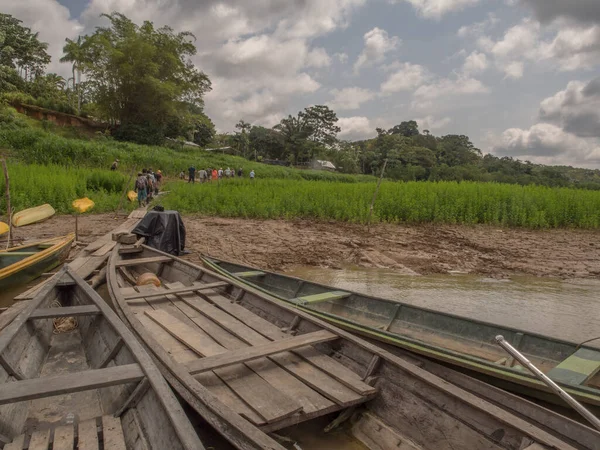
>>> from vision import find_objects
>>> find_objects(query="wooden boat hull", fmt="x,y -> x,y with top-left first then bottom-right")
12,203 -> 55,227
0,265 -> 203,449
202,257 -> 600,412
0,234 -> 74,290
107,245 -> 596,450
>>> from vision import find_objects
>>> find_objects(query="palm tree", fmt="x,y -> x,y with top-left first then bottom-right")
60,36 -> 84,114
44,73 -> 66,90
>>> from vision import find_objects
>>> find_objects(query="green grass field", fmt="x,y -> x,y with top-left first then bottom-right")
160,179 -> 600,228
2,121 -> 600,229
0,163 -> 134,214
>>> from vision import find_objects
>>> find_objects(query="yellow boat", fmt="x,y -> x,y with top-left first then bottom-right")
0,222 -> 8,236
0,234 -> 74,290
12,204 -> 56,227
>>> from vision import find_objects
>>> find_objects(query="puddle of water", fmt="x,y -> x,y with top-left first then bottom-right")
0,283 -> 37,308
286,266 -> 600,344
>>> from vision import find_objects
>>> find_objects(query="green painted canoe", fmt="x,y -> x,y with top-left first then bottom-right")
201,256 -> 600,412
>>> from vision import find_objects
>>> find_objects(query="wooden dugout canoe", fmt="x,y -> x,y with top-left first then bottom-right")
107,245 -> 595,450
201,256 -> 600,414
0,265 -> 203,450
0,234 -> 74,291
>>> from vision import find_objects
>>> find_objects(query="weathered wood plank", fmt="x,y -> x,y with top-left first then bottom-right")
187,330 -> 338,374
115,256 -> 172,267
99,339 -> 125,369
144,310 -> 226,357
146,309 -> 302,423
4,434 -> 24,450
52,425 -> 75,450
29,305 -> 100,320
125,282 -> 228,300
92,241 -> 116,257
78,419 -> 99,450
102,415 -> 127,450
0,364 -> 143,405
28,429 -> 51,450
206,293 -> 376,396
168,289 -> 335,417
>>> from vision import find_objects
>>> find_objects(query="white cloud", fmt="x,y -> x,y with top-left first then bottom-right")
327,87 -> 375,111
354,27 -> 400,72
391,0 -> 481,20
493,123 -> 600,165
306,48 -> 332,68
414,76 -> 489,100
334,52 -> 349,63
503,61 -> 524,79
380,63 -> 430,93
457,13 -> 499,38
539,77 -> 600,138
461,51 -> 489,76
476,18 -> 600,79
415,115 -> 452,131
337,116 -> 376,140
538,25 -> 600,71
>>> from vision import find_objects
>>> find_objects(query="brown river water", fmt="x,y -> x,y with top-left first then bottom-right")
286,266 -> 600,345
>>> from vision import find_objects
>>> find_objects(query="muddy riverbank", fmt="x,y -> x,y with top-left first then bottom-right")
12,213 -> 600,279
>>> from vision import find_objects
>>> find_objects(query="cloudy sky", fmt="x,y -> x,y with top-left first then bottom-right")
2,0 -> 600,167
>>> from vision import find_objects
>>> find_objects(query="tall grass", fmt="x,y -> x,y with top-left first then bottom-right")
161,179 -> 600,228
0,127 -> 375,183
0,163 -> 133,214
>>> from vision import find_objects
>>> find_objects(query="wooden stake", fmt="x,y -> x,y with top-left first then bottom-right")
367,159 -> 387,232
2,159 -> 12,249
75,214 -> 79,242
114,167 -> 136,219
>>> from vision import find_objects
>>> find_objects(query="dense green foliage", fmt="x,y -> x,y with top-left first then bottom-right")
0,163 -> 132,214
162,179 -> 600,228
0,125 -> 375,182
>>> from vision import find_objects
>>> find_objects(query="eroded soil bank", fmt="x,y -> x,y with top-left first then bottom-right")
14,213 -> 600,279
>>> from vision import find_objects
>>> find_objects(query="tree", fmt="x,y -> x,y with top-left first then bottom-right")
80,12 -> 212,144
436,134 -> 481,167
388,120 -> 419,137
0,14 -> 50,80
60,36 -> 85,113
234,120 -> 252,157
249,126 -> 285,160
299,105 -> 341,146
274,115 -> 313,164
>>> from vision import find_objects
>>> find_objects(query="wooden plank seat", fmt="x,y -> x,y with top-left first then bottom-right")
547,348 -> 600,386
131,282 -> 376,430
291,290 -> 351,305
232,271 -> 266,278
29,305 -> 101,320
0,364 -> 144,406
186,330 -> 338,374
114,256 -> 172,267
4,415 -> 126,450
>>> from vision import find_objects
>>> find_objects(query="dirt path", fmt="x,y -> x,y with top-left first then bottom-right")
12,214 -> 600,279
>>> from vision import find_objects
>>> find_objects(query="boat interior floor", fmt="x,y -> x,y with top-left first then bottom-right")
4,331 -> 128,450
118,276 -> 377,432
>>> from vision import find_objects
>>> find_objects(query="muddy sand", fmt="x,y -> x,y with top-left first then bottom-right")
11,213 -> 600,279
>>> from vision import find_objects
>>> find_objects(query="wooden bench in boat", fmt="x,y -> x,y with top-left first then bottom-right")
120,282 -> 377,431
547,348 -> 600,386
4,415 -> 126,450
290,290 -> 351,305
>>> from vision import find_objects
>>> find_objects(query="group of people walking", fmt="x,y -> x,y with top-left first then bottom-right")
134,168 -> 163,207
183,166 -> 255,183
